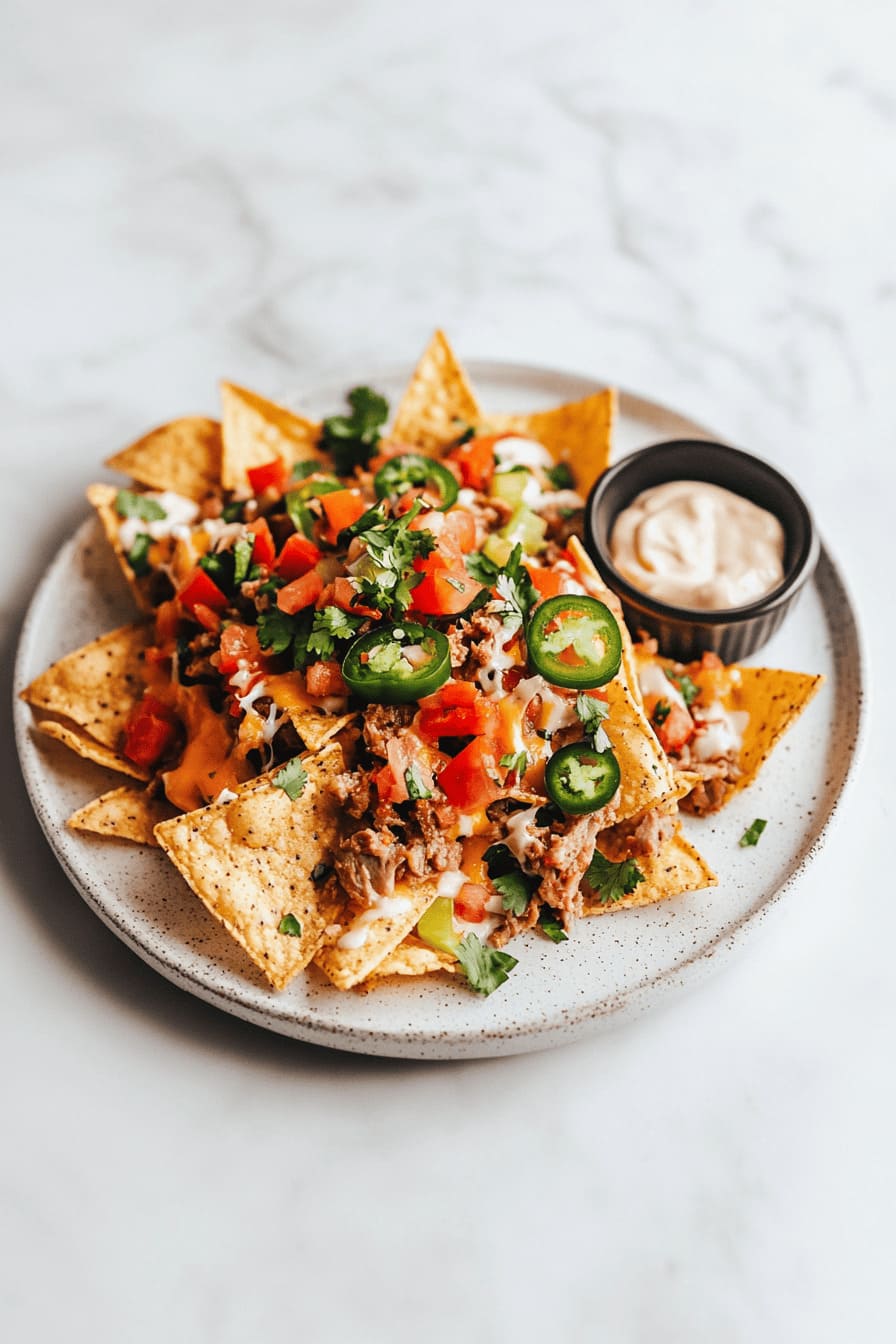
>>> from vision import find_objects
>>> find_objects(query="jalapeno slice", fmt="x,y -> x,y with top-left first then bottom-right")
526,595 -> 622,690
341,623 -> 451,704
373,454 -> 459,511
544,740 -> 620,815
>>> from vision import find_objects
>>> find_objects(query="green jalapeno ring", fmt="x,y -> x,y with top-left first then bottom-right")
544,740 -> 620,815
341,623 -> 451,705
526,594 -> 622,690
373,453 -> 460,512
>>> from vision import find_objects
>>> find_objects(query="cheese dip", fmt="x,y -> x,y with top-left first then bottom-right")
609,480 -> 786,610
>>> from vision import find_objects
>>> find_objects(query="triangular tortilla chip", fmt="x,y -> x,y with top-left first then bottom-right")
361,936 -> 457,986
726,666 -> 824,796
220,382 -> 322,492
567,536 -> 647,711
154,745 -> 346,990
314,880 -> 440,991
605,675 -> 677,824
86,483 -> 153,612
487,387 -> 616,493
105,418 -> 222,499
35,717 -> 148,781
390,330 -> 482,451
68,786 -> 176,845
583,824 -> 716,915
287,708 -> 357,754
20,622 -> 151,751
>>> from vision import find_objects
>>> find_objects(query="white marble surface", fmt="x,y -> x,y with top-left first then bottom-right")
1,1 -> 892,1338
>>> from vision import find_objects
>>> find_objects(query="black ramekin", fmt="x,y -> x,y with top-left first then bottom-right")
584,439 -> 820,663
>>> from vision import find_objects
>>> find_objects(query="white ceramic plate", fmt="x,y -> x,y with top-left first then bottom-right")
13,362 -> 866,1059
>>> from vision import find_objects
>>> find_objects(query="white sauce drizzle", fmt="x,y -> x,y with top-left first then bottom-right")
336,895 -> 412,950
494,437 -> 553,471
117,491 -> 200,551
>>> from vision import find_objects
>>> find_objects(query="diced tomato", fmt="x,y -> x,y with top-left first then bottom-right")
277,569 -> 324,614
247,457 -> 288,496
646,697 -> 695,754
419,680 -> 479,710
320,488 -> 365,543
178,567 -> 229,617
409,553 -> 483,617
455,883 -> 488,924
438,737 -> 499,809
122,695 -> 180,769
374,762 -> 405,806
446,434 -> 508,491
192,602 -> 222,633
322,576 -> 379,619
247,517 -> 276,568
442,508 -> 477,554
305,660 -> 348,697
526,564 -> 564,600
276,533 -> 322,582
217,623 -> 264,676
417,682 -> 497,740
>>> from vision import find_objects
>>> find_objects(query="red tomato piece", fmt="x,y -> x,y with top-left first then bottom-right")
192,602 -> 222,633
217,623 -> 264,676
647,698 -> 694,754
441,508 -> 477,554
455,883 -> 488,923
438,737 -> 499,809
178,567 -> 229,617
526,564 -> 564,600
247,517 -> 276,568
305,660 -> 348,697
446,434 -> 507,491
417,683 -> 497,740
277,569 -> 324,614
122,695 -> 180,769
276,533 -> 322,582
320,488 -> 365,543
247,457 -> 288,496
409,553 -> 483,617
322,576 -> 379,618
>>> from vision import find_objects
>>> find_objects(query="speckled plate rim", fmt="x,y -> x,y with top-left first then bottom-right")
12,361 -> 869,1059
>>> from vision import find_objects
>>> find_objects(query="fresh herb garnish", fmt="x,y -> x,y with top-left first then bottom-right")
484,842 -> 540,917
500,750 -> 528,779
545,462 -> 575,491
306,605 -> 366,661
352,502 -> 437,619
652,699 -> 671,727
278,913 -> 302,937
232,537 -> 254,586
584,849 -> 645,904
538,908 -> 568,943
404,765 -> 432,801
291,460 -> 325,481
320,386 -> 389,475
467,543 -> 537,629
739,818 -> 767,847
665,668 -> 699,707
114,489 -> 166,522
455,934 -> 518,996
126,532 -> 152,576
256,605 -> 296,656
273,758 -> 308,801
575,692 -> 611,752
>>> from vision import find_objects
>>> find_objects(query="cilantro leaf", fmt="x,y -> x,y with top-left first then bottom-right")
575,692 -> 611,752
278,913 -> 302,937
353,503 -> 437,619
466,543 -> 537,628
256,606 -> 296,656
291,460 -> 325,481
500,750 -> 528,779
232,537 -> 254,586
652,699 -> 671,727
584,849 -> 645,905
484,842 -> 540,916
114,489 -> 166,522
739,818 -> 768,847
665,668 -> 699,707
273,758 -> 308,801
306,605 -> 366,661
455,934 -> 518,996
545,462 -> 575,491
320,386 -> 389,475
538,908 -> 568,943
404,765 -> 432,801
126,532 -> 152,576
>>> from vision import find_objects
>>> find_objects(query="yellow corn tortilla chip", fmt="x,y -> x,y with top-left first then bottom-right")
105,417 -> 222,499
35,717 -> 148,781
315,880 -> 440,991
583,824 -> 716,915
68,787 -> 176,845
86,483 -> 153,612
287,708 -> 358,754
605,675 -> 677,824
220,382 -> 322,492
567,536 -> 646,710
726,665 -> 824,795
487,387 -> 616,494
390,330 -> 482,451
361,936 -> 457,986
20,622 -> 151,751
154,745 -> 346,990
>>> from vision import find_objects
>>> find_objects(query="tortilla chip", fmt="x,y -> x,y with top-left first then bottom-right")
726,666 -> 824,796
605,675 -> 677,823
68,787 -> 176,845
583,824 -> 716,915
154,745 -> 346,990
390,330 -> 482,451
487,387 -> 616,493
287,707 -> 357,754
220,382 -> 322,492
567,535 -> 647,710
20,622 -> 151,751
86,483 -> 153,611
315,881 -> 440,991
361,936 -> 457,986
35,717 -> 148,781
105,417 -> 222,499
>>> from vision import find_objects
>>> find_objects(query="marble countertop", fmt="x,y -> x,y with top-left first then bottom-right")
2,2 -> 892,1339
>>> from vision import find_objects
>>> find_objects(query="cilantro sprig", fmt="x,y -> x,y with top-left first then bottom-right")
466,543 -> 537,629
484,843 -> 540,917
320,386 -> 389,475
455,935 -> 518,996
352,501 -> 437,619
665,668 -> 699,707
404,765 -> 432,801
307,606 -> 366,661
273,758 -> 308,801
545,462 -> 575,491
584,849 -> 645,905
575,692 -> 611,752
126,533 -> 152,576
114,489 -> 166,523
739,818 -> 767,847
538,909 -> 568,944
